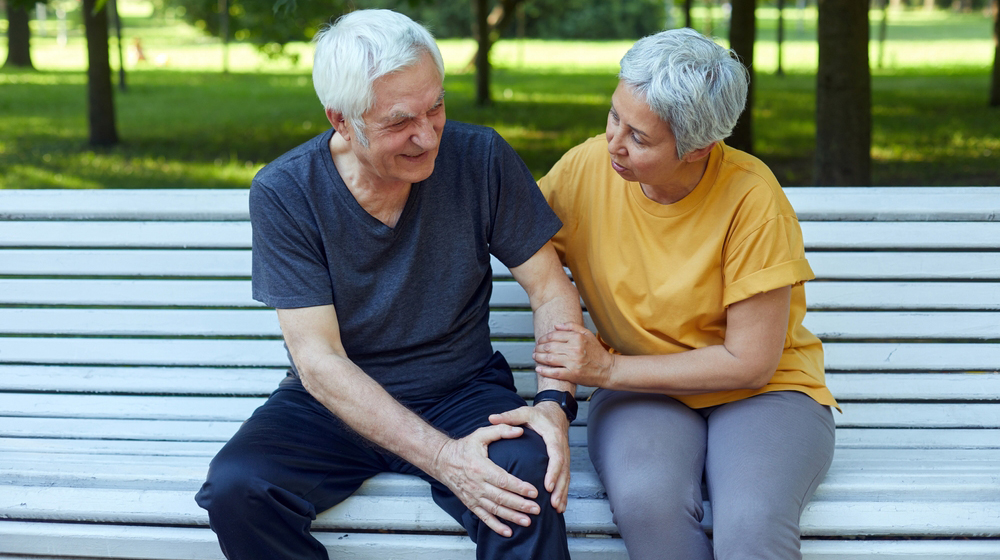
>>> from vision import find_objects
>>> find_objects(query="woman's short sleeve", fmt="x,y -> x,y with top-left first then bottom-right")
723,215 -> 815,307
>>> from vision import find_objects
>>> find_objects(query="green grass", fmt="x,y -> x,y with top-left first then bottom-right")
1,3 -> 998,188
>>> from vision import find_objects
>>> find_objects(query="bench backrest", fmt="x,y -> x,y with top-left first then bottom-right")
1,188 -> 999,451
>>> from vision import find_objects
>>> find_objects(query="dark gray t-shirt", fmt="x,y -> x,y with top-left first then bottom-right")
250,120 -> 561,404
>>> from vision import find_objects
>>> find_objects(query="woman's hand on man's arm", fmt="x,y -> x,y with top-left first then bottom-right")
533,285 -> 792,395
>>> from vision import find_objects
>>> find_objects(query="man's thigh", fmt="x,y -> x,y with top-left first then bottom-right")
207,380 -> 388,512
415,352 -> 527,442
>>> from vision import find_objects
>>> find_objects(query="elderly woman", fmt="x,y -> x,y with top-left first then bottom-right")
533,28 -> 839,559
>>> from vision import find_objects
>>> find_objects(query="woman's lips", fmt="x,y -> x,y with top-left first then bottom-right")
610,159 -> 627,174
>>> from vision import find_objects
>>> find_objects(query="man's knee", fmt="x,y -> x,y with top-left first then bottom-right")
196,450 -> 316,528
486,427 -> 549,488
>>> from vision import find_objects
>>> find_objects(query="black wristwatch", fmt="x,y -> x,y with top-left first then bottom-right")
533,390 -> 578,422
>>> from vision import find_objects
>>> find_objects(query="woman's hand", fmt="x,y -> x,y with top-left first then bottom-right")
533,323 -> 615,387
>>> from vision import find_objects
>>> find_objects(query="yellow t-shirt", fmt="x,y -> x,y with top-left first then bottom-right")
538,135 -> 838,410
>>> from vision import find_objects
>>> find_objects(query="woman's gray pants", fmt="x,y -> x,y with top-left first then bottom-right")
588,389 -> 835,560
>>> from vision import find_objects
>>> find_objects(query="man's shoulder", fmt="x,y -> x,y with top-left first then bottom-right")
440,120 -> 501,152
253,129 -> 334,189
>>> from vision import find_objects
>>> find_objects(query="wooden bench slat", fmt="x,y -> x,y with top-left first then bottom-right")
6,308 -> 1000,340
4,365 -> 996,402
0,365 -> 288,395
800,221 -> 1000,249
3,337 -> 999,371
824,372 -> 1000,401
0,189 -> 250,221
4,415 -> 1000,450
806,281 -> 1000,311
0,221 -> 251,248
6,220 -> 1000,251
785,186 -> 1000,222
5,452 -> 996,502
0,249 -> 252,277
5,187 -> 998,222
4,249 -> 1000,280
4,278 -> 999,311
0,428 -> 1000,461
3,393 -> 997,429
3,485 -> 997,537
4,521 -> 1000,560
3,437 -> 995,462
0,437 -> 227,456
0,522 -> 632,560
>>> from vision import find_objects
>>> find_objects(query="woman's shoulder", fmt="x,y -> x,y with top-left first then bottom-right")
714,143 -> 797,218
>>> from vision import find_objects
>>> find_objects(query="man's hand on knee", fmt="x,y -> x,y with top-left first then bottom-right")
489,404 -> 571,513
432,424 -> 540,537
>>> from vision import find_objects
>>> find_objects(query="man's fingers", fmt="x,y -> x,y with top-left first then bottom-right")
488,407 -> 531,427
473,422 -> 524,442
471,505 -> 515,537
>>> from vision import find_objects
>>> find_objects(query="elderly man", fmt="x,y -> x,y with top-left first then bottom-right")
194,9 -> 580,560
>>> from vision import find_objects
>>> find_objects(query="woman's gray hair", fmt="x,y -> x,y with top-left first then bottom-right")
619,27 -> 749,159
312,9 -> 445,147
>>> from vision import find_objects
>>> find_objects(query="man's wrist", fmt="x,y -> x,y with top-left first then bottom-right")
533,390 -> 578,422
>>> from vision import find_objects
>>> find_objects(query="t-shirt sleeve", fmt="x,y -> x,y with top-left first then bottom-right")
249,180 -> 334,309
486,131 -> 563,268
723,214 -> 815,308
536,144 -> 583,265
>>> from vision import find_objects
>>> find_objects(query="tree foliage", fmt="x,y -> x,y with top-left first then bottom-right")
166,0 -> 669,57
168,0 -> 346,59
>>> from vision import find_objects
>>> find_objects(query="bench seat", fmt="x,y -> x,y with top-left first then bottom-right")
2,187 -> 999,559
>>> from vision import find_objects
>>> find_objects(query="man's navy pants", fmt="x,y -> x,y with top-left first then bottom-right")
195,352 -> 571,560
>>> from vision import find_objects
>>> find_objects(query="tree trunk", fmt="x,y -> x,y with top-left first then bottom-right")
991,0 -> 999,107
728,0 -> 755,154
814,0 -> 871,185
83,0 -> 120,146
4,2 -> 34,69
878,0 -> 889,69
473,0 -> 491,106
776,0 -> 785,76
684,0 -> 693,28
111,0 -> 127,91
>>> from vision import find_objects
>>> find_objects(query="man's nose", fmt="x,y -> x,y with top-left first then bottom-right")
411,117 -> 438,149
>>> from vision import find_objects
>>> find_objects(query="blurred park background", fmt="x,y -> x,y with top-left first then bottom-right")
1,0 -> 998,189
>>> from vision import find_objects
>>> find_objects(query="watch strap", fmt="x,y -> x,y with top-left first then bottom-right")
533,389 -> 578,422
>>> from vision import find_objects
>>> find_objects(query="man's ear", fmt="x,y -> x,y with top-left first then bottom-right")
326,108 -> 352,141
683,142 -> 716,163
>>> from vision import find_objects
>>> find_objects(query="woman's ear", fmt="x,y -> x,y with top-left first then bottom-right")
683,142 -> 716,163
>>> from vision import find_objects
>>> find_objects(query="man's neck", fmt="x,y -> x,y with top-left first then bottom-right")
329,132 -> 410,228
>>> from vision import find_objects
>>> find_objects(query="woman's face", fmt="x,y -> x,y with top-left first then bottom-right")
605,81 -> 685,189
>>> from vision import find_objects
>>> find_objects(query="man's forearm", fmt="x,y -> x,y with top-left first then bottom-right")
298,354 -> 450,472
530,282 -> 581,395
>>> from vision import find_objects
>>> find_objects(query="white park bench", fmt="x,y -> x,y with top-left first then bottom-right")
1,187 -> 998,559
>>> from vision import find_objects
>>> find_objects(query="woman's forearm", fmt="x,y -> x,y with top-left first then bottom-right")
604,344 -> 775,394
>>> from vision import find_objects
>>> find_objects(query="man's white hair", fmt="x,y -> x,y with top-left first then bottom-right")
312,9 -> 445,147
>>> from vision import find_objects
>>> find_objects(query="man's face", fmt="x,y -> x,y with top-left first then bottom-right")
353,53 -> 446,187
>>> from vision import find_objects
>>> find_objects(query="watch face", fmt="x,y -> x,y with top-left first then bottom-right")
536,390 -> 577,421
